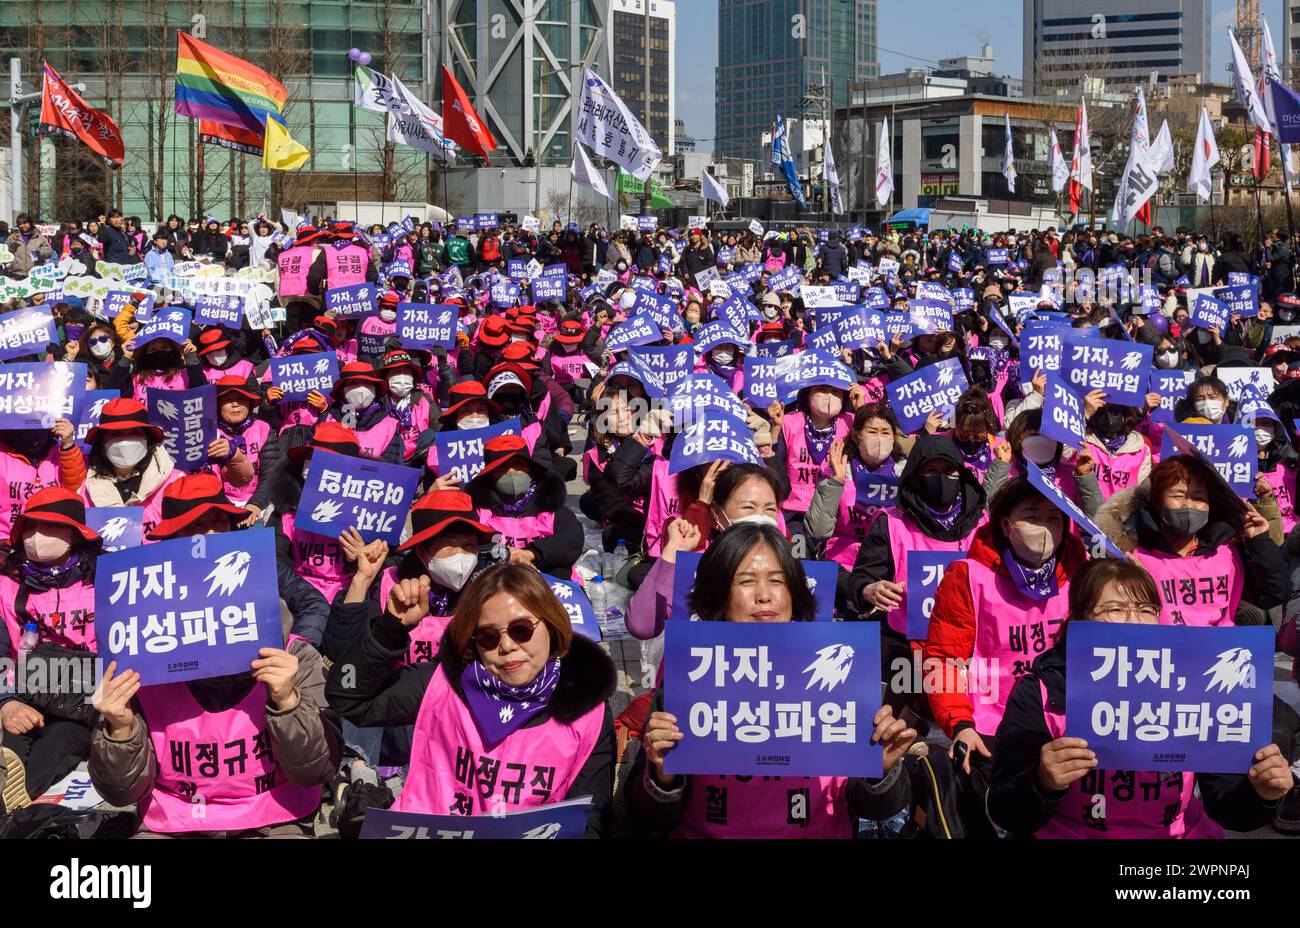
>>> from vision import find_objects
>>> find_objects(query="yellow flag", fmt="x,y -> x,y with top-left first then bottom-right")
262,115 -> 309,171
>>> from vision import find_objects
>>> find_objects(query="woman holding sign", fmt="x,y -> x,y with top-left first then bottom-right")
321,362 -> 403,465
325,564 -> 616,836
623,522 -> 915,837
379,351 -> 436,463
81,398 -> 184,539
0,489 -> 101,812
1094,455 -> 1290,628
988,557 -> 1292,838
922,478 -> 1086,837
770,378 -> 856,531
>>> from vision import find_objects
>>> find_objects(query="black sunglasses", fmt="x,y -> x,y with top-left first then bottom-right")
472,618 -> 541,651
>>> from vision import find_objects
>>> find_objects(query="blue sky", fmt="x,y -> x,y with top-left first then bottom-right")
676,0 -> 1286,151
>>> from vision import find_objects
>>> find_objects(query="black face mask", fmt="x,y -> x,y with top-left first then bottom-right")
6,429 -> 53,459
143,349 -> 178,370
918,472 -> 960,509
1090,407 -> 1127,439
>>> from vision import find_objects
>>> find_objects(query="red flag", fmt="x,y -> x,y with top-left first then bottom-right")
198,119 -> 264,156
1136,200 -> 1152,227
38,61 -> 124,168
441,66 -> 497,163
1254,126 -> 1271,181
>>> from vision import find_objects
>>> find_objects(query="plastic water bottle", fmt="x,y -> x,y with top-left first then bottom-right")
588,576 -> 607,632
610,539 -> 629,580
18,622 -> 39,653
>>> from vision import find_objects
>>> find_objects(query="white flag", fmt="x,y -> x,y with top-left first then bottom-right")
1002,114 -> 1016,193
875,118 -> 893,206
1048,128 -> 1068,192
701,169 -> 730,209
1150,121 -> 1175,174
570,141 -> 610,200
1110,90 -> 1160,227
383,75 -> 457,163
1188,106 -> 1220,203
1229,27 -> 1273,133
1070,99 -> 1093,191
824,136 -> 844,214
576,69 -> 662,182
353,65 -> 405,114
1260,20 -> 1296,191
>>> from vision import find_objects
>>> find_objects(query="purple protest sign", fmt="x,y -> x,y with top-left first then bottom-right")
490,281 -> 521,307
663,621 -> 882,778
297,450 -> 422,544
862,288 -> 889,311
0,305 -> 56,360
325,282 -> 381,319
753,338 -> 797,359
507,259 -> 530,281
634,289 -> 684,332
1160,424 -> 1256,499
1227,272 -> 1261,288
531,274 -> 567,303
985,248 -> 1009,265
94,527 -> 283,686
854,469 -> 900,515
76,388 -> 120,454
1148,369 -> 1195,425
541,574 -> 601,642
1058,331 -> 1152,409
192,294 -> 244,329
359,797 -> 593,839
773,349 -> 856,405
906,550 -> 965,639
908,299 -> 954,335
884,313 -> 912,343
886,357 -> 969,433
1187,290 -> 1231,332
671,551 -> 837,624
766,266 -> 803,296
148,385 -> 217,472
431,418 -> 521,482
604,313 -> 661,353
84,506 -> 144,553
1213,284 -> 1259,320
397,302 -> 457,350
1065,622 -> 1273,773
269,351 -> 340,402
835,308 -> 886,350
1040,373 -> 1087,450
0,362 -> 85,430
743,356 -> 779,407
105,290 -> 154,320
626,345 -> 692,399
1027,461 -> 1126,558
948,250 -> 965,274
807,324 -> 840,354
132,307 -> 191,349
668,413 -> 760,474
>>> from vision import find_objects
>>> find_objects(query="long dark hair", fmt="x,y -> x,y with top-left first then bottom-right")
88,431 -> 163,478
687,523 -> 816,622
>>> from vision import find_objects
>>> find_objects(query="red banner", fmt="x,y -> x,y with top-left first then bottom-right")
198,119 -> 264,156
38,61 -> 124,168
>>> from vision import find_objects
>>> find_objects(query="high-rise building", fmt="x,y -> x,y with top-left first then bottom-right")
716,0 -> 878,165
675,119 -> 696,153
1285,1 -> 1300,84
1023,0 -> 1210,95
610,0 -> 675,157
0,1 -> 427,220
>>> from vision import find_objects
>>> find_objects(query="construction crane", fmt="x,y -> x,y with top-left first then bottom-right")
1237,0 -> 1261,72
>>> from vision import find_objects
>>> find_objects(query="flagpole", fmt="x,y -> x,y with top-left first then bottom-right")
1253,175 -> 1266,246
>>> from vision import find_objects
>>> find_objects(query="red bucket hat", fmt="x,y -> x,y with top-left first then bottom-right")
380,350 -> 422,376
553,320 -> 585,345
147,473 -> 248,540
478,316 -> 510,348
197,327 -> 233,356
289,334 -> 328,355
289,420 -> 361,464
441,380 -> 501,419
85,397 -> 164,446
294,225 -> 324,246
9,487 -> 100,549
396,489 -> 495,552
329,221 -> 357,241
331,361 -> 387,402
470,434 -> 539,484
215,374 -> 262,403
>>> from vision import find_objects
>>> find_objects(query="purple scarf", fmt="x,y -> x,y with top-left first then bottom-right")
499,481 -> 537,515
219,414 -> 257,459
804,418 -> 836,465
387,393 -> 421,430
1098,431 -> 1128,455
955,437 -> 991,475
21,551 -> 90,593
1002,548 -> 1059,602
461,656 -> 562,746
925,496 -> 964,532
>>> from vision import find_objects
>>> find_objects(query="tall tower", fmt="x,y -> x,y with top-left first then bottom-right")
1237,0 -> 1261,71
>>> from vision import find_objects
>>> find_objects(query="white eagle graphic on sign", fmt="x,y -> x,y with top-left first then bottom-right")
155,399 -> 179,422
204,550 -> 251,596
310,499 -> 344,524
1203,647 -> 1256,694
98,516 -> 130,545
803,644 -> 855,693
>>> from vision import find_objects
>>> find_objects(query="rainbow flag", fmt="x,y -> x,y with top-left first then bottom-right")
174,32 -> 288,135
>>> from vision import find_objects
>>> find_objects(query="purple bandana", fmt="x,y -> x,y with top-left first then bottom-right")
21,551 -> 90,593
925,496 -> 964,531
955,437 -> 991,475
804,418 -> 836,465
461,656 -> 562,746
219,414 -> 257,459
1098,431 -> 1128,455
499,481 -> 537,515
1002,548 -> 1059,602
388,394 -> 419,430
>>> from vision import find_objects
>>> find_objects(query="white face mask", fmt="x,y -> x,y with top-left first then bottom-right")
1155,350 -> 1180,370
105,436 -> 148,469
424,550 -> 478,591
379,308 -> 397,323
388,375 -> 414,399
1008,519 -> 1062,566
1021,434 -> 1059,465
459,415 -> 490,431
345,386 -> 376,409
89,339 -> 114,360
727,513 -> 779,529
1256,427 -> 1274,448
712,348 -> 735,366
1194,399 -> 1225,422
207,349 -> 229,367
23,528 -> 73,565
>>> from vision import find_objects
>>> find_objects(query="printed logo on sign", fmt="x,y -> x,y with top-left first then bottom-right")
311,499 -> 344,523
204,550 -> 251,596
803,644 -> 854,692
99,517 -> 130,545
1203,647 -> 1256,694
49,859 -> 152,908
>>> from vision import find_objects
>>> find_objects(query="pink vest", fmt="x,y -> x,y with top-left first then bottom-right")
0,573 -> 96,659
1089,440 -> 1149,499
1133,545 -> 1242,628
325,244 -> 370,288
277,246 -> 315,297
644,452 -> 678,558
201,359 -> 255,385
536,392 -> 553,423
884,511 -> 981,636
379,568 -> 452,665
132,370 -> 189,406
0,448 -> 61,543
781,412 -> 850,514
282,509 -> 349,603
276,401 -> 319,434
824,466 -> 899,570
965,560 -> 1069,736
216,418 -> 270,505
477,508 -> 555,549
671,775 -> 852,839
135,680 -> 320,833
1260,464 -> 1297,534
860,376 -> 888,405
1034,681 -> 1220,839
551,353 -> 589,386
522,420 -> 542,454
393,396 -> 432,461
326,413 -> 398,461
392,663 -> 604,817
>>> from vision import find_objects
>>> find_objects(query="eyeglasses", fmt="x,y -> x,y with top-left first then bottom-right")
89,335 -> 111,346
1091,603 -> 1161,622
471,618 -> 542,651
